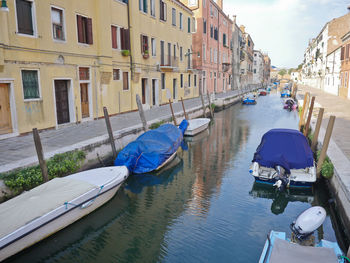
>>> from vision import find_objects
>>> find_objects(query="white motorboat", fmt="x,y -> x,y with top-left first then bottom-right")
184,118 -> 210,136
0,166 -> 129,261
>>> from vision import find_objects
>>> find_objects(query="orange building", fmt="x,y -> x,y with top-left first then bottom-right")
340,31 -> 350,99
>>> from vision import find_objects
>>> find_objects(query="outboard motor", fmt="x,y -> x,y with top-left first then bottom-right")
273,165 -> 288,191
290,206 -> 326,240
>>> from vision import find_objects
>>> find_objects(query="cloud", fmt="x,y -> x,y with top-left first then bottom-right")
224,0 -> 349,68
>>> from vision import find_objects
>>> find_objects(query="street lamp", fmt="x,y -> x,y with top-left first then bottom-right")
185,51 -> 200,58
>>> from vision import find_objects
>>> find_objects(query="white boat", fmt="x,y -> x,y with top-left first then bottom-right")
184,118 -> 211,136
0,166 -> 129,261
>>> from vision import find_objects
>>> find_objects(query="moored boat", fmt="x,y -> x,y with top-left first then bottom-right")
0,166 -> 129,261
259,89 -> 267,96
250,129 -> 316,190
283,98 -> 298,110
114,120 -> 188,174
184,118 -> 210,136
242,96 -> 257,105
259,206 -> 344,263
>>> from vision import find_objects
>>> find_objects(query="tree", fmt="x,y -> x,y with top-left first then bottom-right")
297,63 -> 302,70
278,69 -> 287,77
288,68 -> 294,75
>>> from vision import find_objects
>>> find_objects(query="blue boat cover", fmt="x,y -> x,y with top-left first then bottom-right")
114,120 -> 188,174
252,129 -> 314,174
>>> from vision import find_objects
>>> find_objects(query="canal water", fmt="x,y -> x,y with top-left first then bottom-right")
7,93 -> 346,263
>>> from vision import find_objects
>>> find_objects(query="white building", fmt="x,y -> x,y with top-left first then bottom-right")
253,50 -> 264,85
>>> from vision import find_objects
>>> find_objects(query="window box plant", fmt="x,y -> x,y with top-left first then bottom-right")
121,50 -> 130,56
143,49 -> 149,59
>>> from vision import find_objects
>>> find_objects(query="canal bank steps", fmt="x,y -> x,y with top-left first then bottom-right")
0,87 -> 257,195
297,85 -> 350,238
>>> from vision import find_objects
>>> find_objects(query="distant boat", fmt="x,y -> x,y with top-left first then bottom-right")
283,98 -> 298,111
0,166 -> 129,261
114,120 -> 188,174
259,89 -> 267,96
259,206 -> 344,263
184,118 -> 210,136
242,94 -> 257,105
250,129 -> 316,190
281,89 -> 291,98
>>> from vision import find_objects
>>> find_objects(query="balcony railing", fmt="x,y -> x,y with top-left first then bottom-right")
160,55 -> 179,71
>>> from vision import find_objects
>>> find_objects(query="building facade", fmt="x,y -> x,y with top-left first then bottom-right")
339,31 -> 350,99
263,54 -> 271,86
231,17 -> 241,90
252,50 -> 263,85
181,0 -> 233,94
0,0 -> 198,138
239,26 -> 254,88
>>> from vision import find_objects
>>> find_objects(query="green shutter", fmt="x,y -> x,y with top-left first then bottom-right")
188,17 -> 190,33
22,70 -> 39,99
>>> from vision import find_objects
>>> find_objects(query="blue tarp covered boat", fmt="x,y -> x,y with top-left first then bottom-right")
242,97 -> 257,105
250,129 -> 316,189
114,120 -> 188,174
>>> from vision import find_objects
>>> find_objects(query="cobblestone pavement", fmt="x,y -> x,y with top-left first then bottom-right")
298,85 -> 350,160
0,89 -> 245,171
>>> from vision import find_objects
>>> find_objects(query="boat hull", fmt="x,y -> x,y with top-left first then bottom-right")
254,177 -> 313,188
184,118 -> 210,136
0,166 -> 129,261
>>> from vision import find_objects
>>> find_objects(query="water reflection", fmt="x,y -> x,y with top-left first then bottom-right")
249,182 -> 314,215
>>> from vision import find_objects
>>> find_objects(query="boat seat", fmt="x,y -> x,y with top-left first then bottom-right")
269,238 -> 338,263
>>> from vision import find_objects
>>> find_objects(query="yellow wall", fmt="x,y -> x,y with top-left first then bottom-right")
0,0 -> 197,136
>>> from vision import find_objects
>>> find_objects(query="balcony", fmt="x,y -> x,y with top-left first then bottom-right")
160,55 -> 179,71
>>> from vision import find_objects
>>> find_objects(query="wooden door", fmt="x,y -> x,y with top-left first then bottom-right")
152,79 -> 156,106
55,80 -> 70,124
80,83 -> 89,118
0,84 -> 12,135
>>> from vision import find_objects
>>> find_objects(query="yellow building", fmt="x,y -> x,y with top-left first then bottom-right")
129,0 -> 198,109
0,0 -> 198,138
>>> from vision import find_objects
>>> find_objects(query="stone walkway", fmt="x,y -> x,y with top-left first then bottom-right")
298,85 -> 350,160
0,89 -> 248,174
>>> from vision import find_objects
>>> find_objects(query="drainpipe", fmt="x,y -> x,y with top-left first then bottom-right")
127,1 -> 134,109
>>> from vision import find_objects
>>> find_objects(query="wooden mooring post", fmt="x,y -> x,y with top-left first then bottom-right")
136,94 -> 148,131
33,128 -> 49,182
316,115 -> 336,178
200,92 -> 207,117
311,108 -> 324,152
103,107 -> 117,159
298,92 -> 310,131
206,91 -> 214,118
168,99 -> 178,125
180,97 -> 188,120
303,96 -> 315,136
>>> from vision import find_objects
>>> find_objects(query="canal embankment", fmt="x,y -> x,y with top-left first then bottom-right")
297,84 -> 350,240
0,88 -> 257,197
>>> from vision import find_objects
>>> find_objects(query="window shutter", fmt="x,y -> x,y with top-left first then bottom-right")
77,15 -> 84,43
143,0 -> 147,12
16,0 -> 34,35
140,34 -> 143,53
87,18 -> 93,44
160,0 -> 163,20
111,26 -> 117,49
341,46 -> 345,60
125,29 -> 130,50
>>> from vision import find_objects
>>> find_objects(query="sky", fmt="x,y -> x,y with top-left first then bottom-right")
224,0 -> 349,68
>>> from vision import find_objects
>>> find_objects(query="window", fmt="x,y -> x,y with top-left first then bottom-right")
187,17 -> 191,33
161,73 -> 165,89
22,70 -> 40,99
254,69 -> 256,74
141,35 -> 149,55
194,74 -> 197,87
214,27 -> 218,40
113,69 -> 120,80
192,18 -> 196,33
51,7 -> 65,41
151,38 -> 156,56
248,39 -> 251,47
203,19 -> 206,34
210,48 -> 212,62
210,4 -> 213,16
179,12 -> 183,30
180,47 -> 183,61
180,74 -> 183,88
210,25 -> 213,38
172,8 -> 176,26
150,0 -> 155,16
139,0 -> 147,13
173,44 -> 176,59
188,74 -> 191,87
203,44 -> 206,61
77,15 -> 93,44
120,28 -> 130,50
223,33 -> 226,47
160,0 -> 167,21
16,0 -> 35,35
123,72 -> 129,90
203,0 -> 206,7
111,25 -> 120,49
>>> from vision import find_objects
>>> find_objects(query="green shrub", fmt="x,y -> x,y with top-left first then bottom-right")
1,151 -> 86,195
210,103 -> 216,110
321,161 -> 334,179
149,120 -> 166,129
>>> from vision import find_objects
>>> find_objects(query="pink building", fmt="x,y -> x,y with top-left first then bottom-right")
182,0 -> 233,94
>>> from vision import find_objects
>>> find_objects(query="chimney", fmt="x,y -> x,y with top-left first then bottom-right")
217,0 -> 223,9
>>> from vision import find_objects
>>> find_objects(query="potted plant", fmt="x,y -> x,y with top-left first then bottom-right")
143,49 -> 149,59
121,50 -> 130,56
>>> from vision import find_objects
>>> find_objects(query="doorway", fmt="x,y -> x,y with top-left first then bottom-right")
173,78 -> 177,100
55,80 -> 70,124
141,78 -> 148,105
80,83 -> 89,118
0,83 -> 12,135
152,79 -> 159,106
